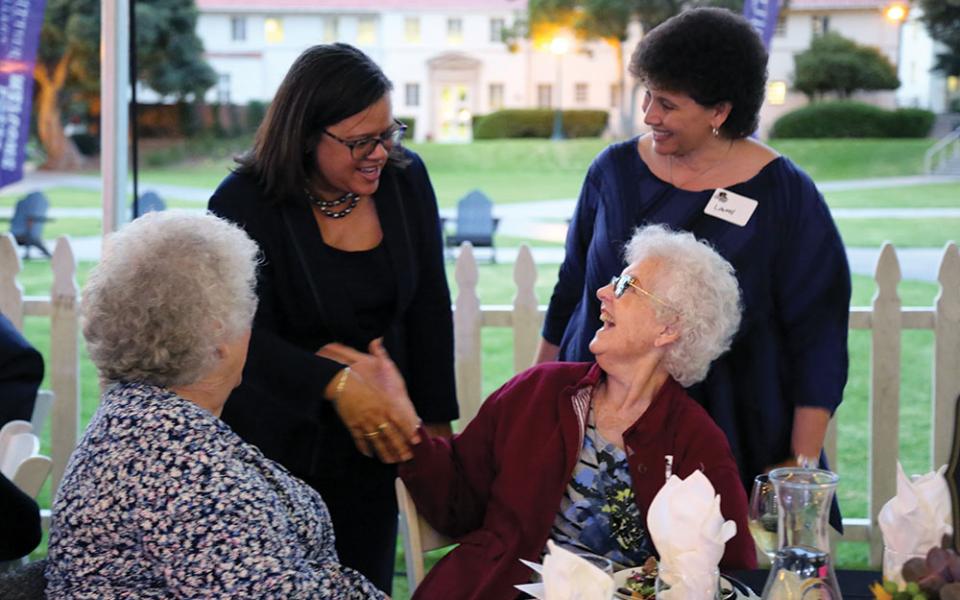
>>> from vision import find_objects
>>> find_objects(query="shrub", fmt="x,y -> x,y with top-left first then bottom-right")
770,101 -> 935,138
70,133 -> 99,156
473,109 -> 607,139
246,100 -> 268,132
397,116 -> 416,140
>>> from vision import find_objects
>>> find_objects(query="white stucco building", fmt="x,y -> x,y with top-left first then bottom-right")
195,0 -> 638,142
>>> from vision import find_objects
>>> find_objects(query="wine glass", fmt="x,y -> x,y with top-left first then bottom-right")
748,474 -> 779,559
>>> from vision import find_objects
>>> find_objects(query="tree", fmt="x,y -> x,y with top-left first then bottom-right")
34,0 -> 216,170
525,0 -> 743,136
793,32 -> 899,101
918,0 -> 960,77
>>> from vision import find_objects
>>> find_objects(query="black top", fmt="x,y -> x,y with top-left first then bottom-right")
319,242 -> 397,348
208,149 -> 458,478
0,313 -> 43,426
0,472 -> 41,561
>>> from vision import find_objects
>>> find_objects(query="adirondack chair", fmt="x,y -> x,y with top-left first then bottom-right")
444,190 -> 500,263
7,193 -> 51,259
0,420 -> 52,499
133,190 -> 166,219
395,478 -> 455,592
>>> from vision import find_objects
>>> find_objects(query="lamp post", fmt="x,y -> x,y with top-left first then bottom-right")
550,34 -> 571,141
883,1 -> 909,68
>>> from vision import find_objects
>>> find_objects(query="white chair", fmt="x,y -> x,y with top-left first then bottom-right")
0,420 -> 52,499
396,478 -> 456,592
29,391 -> 54,436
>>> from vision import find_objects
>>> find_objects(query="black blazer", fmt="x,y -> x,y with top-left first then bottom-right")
0,313 -> 43,427
208,150 -> 458,479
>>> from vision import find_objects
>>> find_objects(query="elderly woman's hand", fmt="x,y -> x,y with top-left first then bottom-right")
319,340 -> 421,463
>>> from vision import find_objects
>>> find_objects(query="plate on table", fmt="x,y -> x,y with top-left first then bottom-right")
612,567 -> 761,600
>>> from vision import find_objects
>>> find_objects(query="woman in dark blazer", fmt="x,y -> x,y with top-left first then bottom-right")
208,44 -> 458,594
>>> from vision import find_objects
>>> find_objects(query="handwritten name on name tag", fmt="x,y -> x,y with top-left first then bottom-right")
703,188 -> 758,227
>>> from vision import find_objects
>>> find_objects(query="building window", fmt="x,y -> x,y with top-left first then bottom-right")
447,18 -> 463,44
774,12 -> 787,37
489,83 -> 504,110
575,83 -> 588,104
537,84 -> 552,108
404,17 -> 421,43
358,16 -> 377,45
405,83 -> 420,107
264,17 -> 284,44
812,15 -> 830,37
767,80 -> 787,105
230,16 -> 246,42
610,83 -> 621,108
490,18 -> 505,43
323,17 -> 339,43
217,73 -> 231,104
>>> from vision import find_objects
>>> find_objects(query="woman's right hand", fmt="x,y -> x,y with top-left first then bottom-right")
320,340 -> 421,463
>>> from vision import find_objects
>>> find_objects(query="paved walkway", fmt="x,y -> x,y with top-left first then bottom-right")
5,170 -> 959,282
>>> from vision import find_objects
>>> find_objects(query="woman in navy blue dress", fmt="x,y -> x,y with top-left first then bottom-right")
536,8 -> 851,503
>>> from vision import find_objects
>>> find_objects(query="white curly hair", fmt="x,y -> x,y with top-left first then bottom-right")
623,224 -> 742,386
81,210 -> 260,387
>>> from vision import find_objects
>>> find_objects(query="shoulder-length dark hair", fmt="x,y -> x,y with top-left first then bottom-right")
236,43 -> 396,202
629,8 -> 768,139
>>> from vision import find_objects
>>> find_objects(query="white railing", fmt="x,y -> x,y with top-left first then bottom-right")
2,235 -> 958,565
924,127 -> 960,174
451,241 -> 960,566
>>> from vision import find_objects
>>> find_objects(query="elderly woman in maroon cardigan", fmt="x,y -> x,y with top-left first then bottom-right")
394,224 -> 756,599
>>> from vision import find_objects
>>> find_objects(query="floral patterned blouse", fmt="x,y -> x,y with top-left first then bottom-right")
46,382 -> 385,599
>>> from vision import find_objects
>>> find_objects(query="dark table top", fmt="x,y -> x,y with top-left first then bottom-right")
728,569 -> 882,599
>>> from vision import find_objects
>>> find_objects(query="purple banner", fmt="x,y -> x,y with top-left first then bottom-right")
743,0 -> 781,49
1,0 -> 46,188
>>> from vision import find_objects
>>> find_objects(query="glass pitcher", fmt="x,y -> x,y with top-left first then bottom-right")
760,467 -> 842,600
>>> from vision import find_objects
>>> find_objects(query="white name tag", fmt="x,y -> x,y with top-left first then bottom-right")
703,188 -> 758,227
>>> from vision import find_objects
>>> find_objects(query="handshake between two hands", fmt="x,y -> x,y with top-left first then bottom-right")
317,339 -> 424,464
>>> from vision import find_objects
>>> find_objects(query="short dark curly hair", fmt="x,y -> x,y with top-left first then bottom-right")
629,8 -> 768,139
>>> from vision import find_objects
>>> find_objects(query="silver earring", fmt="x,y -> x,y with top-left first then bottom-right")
711,126 -> 719,137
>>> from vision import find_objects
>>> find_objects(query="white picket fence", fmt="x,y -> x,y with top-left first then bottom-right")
2,235 -> 958,565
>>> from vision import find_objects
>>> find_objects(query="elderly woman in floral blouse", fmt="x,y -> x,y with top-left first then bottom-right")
46,211 -> 387,599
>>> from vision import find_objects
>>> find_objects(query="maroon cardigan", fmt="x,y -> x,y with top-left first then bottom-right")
399,362 -> 756,600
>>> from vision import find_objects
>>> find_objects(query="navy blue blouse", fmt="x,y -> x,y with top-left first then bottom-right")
543,138 -> 851,489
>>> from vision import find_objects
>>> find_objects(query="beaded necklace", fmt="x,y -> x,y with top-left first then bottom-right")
305,188 -> 361,219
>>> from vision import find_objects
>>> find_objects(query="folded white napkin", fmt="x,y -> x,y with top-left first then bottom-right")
879,463 -> 953,585
646,470 -> 737,600
516,541 -> 615,600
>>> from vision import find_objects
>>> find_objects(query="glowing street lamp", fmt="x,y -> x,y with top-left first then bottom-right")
550,33 -> 571,141
884,1 -> 909,70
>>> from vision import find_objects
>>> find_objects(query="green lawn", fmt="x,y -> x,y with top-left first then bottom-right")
836,218 -> 960,247
824,183 -> 960,209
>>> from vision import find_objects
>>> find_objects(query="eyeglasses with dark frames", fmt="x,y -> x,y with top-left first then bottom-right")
323,119 -> 407,160
609,274 -> 676,312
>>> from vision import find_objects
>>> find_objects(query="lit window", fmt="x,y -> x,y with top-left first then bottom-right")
575,83 -> 588,104
489,83 -> 504,110
231,16 -> 246,42
774,13 -> 786,37
811,15 -> 829,37
323,17 -> 338,43
537,84 -> 552,108
265,18 -> 284,44
767,80 -> 787,105
948,76 -> 958,93
490,18 -> 505,43
448,18 -> 463,44
405,83 -> 420,107
610,83 -> 621,108
404,17 -> 421,43
358,17 -> 377,45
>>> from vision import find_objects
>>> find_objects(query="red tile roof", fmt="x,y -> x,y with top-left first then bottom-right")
197,0 -> 524,10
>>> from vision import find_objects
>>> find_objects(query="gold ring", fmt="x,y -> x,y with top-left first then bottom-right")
377,422 -> 390,431
362,430 -> 381,438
